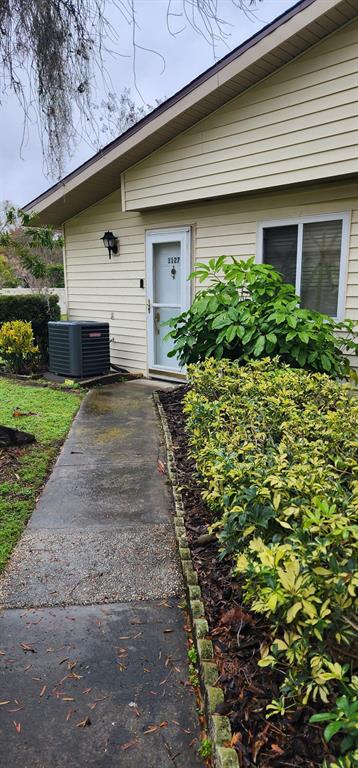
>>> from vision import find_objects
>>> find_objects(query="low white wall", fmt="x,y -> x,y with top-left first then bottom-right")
0,288 -> 67,316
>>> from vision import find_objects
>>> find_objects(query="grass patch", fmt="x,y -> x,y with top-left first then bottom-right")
0,378 -> 82,571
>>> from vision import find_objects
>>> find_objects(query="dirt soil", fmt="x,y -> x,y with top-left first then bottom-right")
159,386 -> 338,768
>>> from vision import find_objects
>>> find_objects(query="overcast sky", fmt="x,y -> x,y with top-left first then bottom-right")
0,0 -> 294,208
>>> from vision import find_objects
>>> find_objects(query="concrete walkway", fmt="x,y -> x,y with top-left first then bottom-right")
0,381 -> 202,768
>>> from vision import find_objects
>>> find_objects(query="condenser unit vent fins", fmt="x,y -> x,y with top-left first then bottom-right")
48,321 -> 110,378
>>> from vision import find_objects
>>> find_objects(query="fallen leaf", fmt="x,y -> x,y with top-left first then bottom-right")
163,629 -> 173,634
76,717 -> 91,728
143,725 -> 159,735
270,744 -> 284,755
13,721 -> 21,734
120,740 -> 138,751
159,720 -> 168,728
157,458 -> 166,473
66,708 -> 74,722
40,685 -> 47,698
20,643 -> 36,653
116,648 -> 128,658
82,688 -> 91,695
0,701 -> 11,706
231,732 -> 242,747
252,724 -> 270,762
61,697 -> 75,702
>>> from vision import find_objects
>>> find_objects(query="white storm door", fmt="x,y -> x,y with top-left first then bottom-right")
146,228 -> 191,373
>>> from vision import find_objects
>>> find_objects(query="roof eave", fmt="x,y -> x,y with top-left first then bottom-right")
23,0 -> 355,226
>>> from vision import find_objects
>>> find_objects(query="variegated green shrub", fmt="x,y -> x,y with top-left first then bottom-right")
184,358 -> 358,764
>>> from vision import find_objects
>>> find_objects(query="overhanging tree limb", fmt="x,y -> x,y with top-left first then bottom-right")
0,0 -> 261,177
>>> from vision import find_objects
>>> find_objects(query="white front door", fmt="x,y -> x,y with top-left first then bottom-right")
146,228 -> 191,375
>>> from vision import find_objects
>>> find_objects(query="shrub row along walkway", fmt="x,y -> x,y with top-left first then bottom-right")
0,380 -> 202,768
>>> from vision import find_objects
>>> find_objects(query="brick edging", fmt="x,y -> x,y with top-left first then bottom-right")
153,392 -> 239,768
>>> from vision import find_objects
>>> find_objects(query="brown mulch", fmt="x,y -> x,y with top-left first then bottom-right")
159,386 -> 336,768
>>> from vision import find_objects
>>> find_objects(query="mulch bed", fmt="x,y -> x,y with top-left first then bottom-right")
159,386 -> 337,768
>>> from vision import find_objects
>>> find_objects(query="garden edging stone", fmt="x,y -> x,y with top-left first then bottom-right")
154,391 -> 239,768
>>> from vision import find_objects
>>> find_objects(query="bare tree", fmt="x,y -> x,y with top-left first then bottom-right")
96,87 -> 164,142
0,0 -> 261,177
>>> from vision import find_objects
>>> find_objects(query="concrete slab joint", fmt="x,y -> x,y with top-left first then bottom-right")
153,392 -> 239,768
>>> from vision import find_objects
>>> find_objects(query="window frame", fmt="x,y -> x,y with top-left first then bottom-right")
256,212 -> 350,320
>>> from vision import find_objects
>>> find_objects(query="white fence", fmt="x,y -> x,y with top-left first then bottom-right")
0,288 -> 67,316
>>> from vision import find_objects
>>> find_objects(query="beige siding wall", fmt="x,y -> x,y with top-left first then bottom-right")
122,19 -> 358,210
64,178 -> 357,373
64,191 -> 146,372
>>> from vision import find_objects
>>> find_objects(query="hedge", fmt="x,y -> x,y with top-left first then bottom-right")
0,294 -> 60,362
184,358 -> 358,765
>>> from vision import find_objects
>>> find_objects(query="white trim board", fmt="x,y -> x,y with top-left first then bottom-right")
145,227 -> 192,375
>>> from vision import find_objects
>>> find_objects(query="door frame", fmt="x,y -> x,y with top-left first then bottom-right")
145,227 -> 191,375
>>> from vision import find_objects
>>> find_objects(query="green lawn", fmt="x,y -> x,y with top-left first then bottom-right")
0,379 -> 82,571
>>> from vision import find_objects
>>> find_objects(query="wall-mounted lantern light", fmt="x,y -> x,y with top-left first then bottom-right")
101,231 -> 118,259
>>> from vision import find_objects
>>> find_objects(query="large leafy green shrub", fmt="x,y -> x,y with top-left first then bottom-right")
184,358 -> 358,764
166,257 -> 357,378
0,293 -> 60,362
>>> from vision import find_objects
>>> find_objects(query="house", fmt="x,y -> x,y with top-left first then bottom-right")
24,0 -> 358,379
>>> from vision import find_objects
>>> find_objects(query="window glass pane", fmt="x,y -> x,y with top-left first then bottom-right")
153,241 -> 181,304
154,306 -> 181,369
301,220 -> 342,316
263,225 -> 298,286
